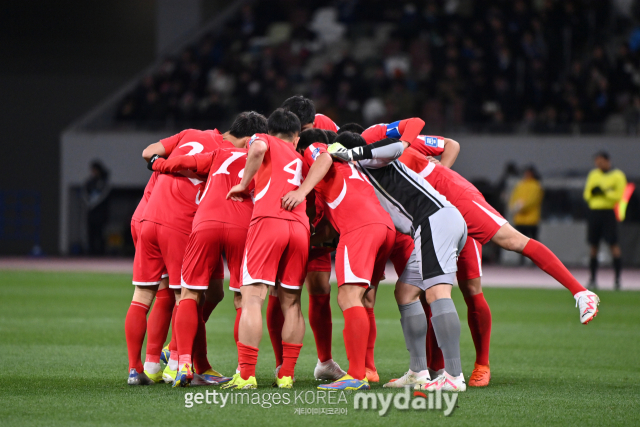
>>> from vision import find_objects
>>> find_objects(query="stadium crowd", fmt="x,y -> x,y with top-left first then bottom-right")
116,0 -> 640,134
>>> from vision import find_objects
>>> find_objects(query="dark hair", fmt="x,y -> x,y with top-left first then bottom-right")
335,131 -> 366,149
324,130 -> 338,144
90,160 -> 109,180
337,123 -> 365,134
524,164 -> 541,181
298,129 -> 329,152
267,108 -> 301,138
229,111 -> 268,138
280,95 -> 316,126
594,150 -> 610,161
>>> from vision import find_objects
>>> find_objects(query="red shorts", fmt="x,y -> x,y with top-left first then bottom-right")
181,221 -> 246,292
133,221 -> 188,288
336,225 -> 395,288
456,236 -> 482,281
389,231 -> 415,277
455,190 -> 507,245
131,219 -> 142,247
242,218 -> 310,290
307,248 -> 333,273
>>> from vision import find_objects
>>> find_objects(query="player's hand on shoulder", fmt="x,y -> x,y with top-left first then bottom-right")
281,189 -> 305,211
227,183 -> 248,202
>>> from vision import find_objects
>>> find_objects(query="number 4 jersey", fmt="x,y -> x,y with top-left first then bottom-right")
142,129 -> 224,234
247,133 -> 309,229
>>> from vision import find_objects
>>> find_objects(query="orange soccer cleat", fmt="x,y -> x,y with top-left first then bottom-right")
365,368 -> 380,383
468,363 -> 491,387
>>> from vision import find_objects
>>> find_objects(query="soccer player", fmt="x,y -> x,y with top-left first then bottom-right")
279,129 -> 396,391
330,133 -> 469,392
222,109 -> 310,390
125,119 -> 237,385
147,112 -> 268,387
277,96 -> 345,381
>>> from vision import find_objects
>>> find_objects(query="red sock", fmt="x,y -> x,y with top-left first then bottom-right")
237,342 -> 259,379
522,239 -> 586,295
422,300 -> 444,372
145,288 -> 175,363
279,342 -> 303,378
192,302 -> 212,374
169,304 -> 178,361
364,307 -> 376,370
343,306 -> 369,380
202,299 -> 216,323
266,295 -> 284,367
309,294 -> 332,362
125,301 -> 149,373
175,298 -> 198,367
465,293 -> 492,366
234,307 -> 242,344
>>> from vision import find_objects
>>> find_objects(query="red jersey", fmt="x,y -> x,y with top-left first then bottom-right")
142,129 -> 223,234
408,135 -> 446,157
248,133 -> 309,229
131,172 -> 158,223
397,149 -> 476,204
303,143 -> 394,235
361,118 -> 425,145
313,114 -> 339,132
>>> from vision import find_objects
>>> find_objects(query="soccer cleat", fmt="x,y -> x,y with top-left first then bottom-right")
191,369 -> 232,386
162,364 -> 177,384
574,290 -> 600,324
160,345 -> 171,364
317,374 -> 370,391
274,365 -> 295,383
274,375 -> 294,389
429,367 -> 445,379
128,368 -> 155,386
468,363 -> 491,387
221,374 -> 257,390
417,372 -> 466,392
314,359 -> 346,381
172,363 -> 194,388
144,368 -> 164,384
365,368 -> 379,383
383,369 -> 431,388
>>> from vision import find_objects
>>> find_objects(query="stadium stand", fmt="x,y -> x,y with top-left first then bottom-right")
114,0 -> 640,134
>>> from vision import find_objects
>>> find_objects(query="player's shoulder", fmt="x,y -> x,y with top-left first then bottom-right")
417,135 -> 445,148
307,142 -> 328,159
314,114 -> 339,131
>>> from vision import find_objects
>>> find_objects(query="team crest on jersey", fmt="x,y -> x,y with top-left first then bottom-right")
248,135 -> 258,146
422,136 -> 439,147
311,146 -> 322,160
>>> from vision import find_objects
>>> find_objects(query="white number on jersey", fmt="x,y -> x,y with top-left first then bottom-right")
283,159 -> 303,187
178,142 -> 205,185
200,152 -> 247,202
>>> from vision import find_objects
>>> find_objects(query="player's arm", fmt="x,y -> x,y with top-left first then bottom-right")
142,130 -> 188,161
282,153 -> 332,211
583,171 -> 598,201
439,138 -> 460,168
148,152 -> 214,175
329,137 -> 404,167
397,118 -> 425,144
605,171 -> 627,202
227,139 -> 266,201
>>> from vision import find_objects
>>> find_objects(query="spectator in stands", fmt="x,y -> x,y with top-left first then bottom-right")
583,151 -> 627,290
83,161 -> 111,256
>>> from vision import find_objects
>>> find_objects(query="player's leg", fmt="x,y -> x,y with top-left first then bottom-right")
224,218 -> 287,389
604,210 -> 622,289
127,221 -> 165,385
266,285 -> 284,369
307,251 -> 343,380
492,223 -> 600,323
456,237 -> 491,387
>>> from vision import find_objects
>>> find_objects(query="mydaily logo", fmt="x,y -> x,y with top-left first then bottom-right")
354,386 -> 458,416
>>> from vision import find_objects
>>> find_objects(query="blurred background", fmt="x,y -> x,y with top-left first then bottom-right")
1,0 -> 639,269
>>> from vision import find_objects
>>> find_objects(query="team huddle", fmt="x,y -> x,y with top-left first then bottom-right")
125,96 -> 600,392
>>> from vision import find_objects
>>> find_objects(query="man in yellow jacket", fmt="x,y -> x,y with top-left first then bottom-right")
583,151 -> 627,290
510,165 -> 544,241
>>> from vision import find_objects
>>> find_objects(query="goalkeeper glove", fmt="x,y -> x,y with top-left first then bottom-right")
327,143 -> 364,162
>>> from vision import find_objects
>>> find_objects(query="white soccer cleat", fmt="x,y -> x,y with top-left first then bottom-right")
574,290 -> 600,324
416,372 -> 466,392
314,359 -> 347,381
383,369 -> 430,388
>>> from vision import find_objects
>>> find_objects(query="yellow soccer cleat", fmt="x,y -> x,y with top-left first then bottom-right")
221,374 -> 257,390
144,368 -> 164,384
273,375 -> 294,389
162,364 -> 177,384
172,363 -> 194,388
160,345 -> 171,364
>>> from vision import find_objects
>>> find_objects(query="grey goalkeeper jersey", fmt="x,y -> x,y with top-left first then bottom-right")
354,141 -> 454,238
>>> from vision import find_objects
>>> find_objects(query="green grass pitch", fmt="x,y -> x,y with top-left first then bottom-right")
0,270 -> 639,426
